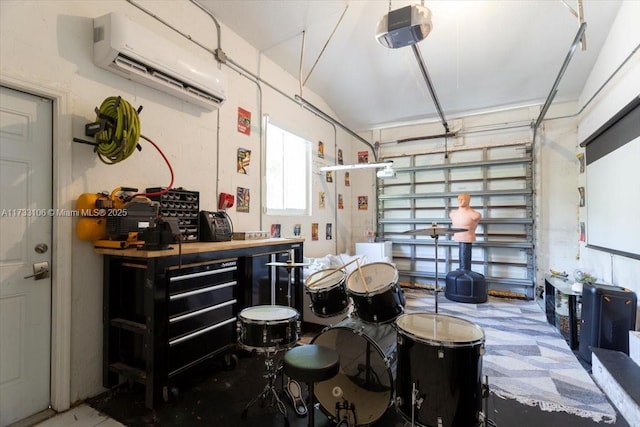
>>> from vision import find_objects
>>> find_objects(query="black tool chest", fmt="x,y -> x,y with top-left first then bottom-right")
99,239 -> 304,409
166,259 -> 238,375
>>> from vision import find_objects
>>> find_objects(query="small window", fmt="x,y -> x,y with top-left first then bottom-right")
265,120 -> 311,216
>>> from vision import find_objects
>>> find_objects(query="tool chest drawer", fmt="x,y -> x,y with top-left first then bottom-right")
166,259 -> 238,374
168,260 -> 237,316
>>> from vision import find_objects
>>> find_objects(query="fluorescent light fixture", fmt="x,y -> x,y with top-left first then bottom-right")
320,161 -> 392,172
320,161 -> 396,179
376,166 -> 397,179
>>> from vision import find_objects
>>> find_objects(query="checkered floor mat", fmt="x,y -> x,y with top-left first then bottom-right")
403,288 -> 617,424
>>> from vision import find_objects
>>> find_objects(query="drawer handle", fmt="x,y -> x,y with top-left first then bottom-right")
170,281 -> 237,300
169,266 -> 237,282
170,299 -> 237,323
169,317 -> 237,346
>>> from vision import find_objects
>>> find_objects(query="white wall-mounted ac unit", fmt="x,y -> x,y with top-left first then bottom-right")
93,13 -> 226,110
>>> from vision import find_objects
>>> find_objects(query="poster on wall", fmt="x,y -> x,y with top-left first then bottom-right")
326,223 -> 332,240
338,194 -> 344,209
358,196 -> 368,210
338,148 -> 343,165
358,150 -> 369,164
318,141 -> 325,158
237,148 -> 251,174
311,223 -> 319,241
345,172 -> 350,186
270,223 -> 281,238
293,224 -> 301,236
319,192 -> 326,208
236,187 -> 250,212
237,107 -> 251,135
326,171 -> 333,182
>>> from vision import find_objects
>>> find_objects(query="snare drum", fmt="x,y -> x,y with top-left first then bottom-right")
305,269 -> 350,317
311,317 -> 397,426
237,305 -> 300,353
347,262 -> 405,323
395,312 -> 485,427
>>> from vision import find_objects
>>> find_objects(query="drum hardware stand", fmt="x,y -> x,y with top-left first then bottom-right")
333,387 -> 357,427
480,374 -> 498,427
242,350 -> 288,419
401,225 -> 468,314
265,258 -> 310,308
410,382 -> 424,427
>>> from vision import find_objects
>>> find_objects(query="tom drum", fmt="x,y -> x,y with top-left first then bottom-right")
347,262 -> 405,323
305,268 -> 350,317
395,312 -> 485,427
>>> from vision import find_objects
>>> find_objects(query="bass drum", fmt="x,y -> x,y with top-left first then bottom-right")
395,312 -> 485,427
311,317 -> 397,426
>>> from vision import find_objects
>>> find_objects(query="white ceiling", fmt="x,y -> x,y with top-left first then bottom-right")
198,0 -> 623,132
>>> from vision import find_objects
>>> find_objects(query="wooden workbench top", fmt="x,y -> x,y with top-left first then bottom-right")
94,237 -> 304,258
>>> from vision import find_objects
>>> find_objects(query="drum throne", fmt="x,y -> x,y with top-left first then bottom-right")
283,344 -> 340,427
445,243 -> 488,303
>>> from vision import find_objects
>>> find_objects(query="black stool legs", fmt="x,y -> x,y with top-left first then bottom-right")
283,344 -> 340,427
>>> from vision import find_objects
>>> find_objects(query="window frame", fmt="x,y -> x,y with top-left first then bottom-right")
264,117 -> 312,216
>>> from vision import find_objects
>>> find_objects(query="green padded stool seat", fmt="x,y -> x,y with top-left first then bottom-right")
283,344 -> 340,427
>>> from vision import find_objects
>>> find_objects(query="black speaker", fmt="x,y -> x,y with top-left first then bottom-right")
578,282 -> 637,364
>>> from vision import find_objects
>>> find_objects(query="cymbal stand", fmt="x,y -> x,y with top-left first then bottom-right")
411,382 -> 424,427
430,229 -> 441,314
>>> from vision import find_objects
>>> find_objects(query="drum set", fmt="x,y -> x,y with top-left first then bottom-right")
237,256 -> 491,427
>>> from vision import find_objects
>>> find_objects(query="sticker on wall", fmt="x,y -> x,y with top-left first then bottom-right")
345,172 -> 350,187
319,192 -> 326,208
326,171 -> 333,183
270,223 -> 281,238
577,153 -> 585,174
358,196 -> 368,210
293,224 -> 301,237
579,222 -> 585,242
578,187 -> 585,207
237,148 -> 251,174
338,194 -> 344,209
357,150 -> 369,164
326,223 -> 332,240
318,141 -> 325,158
236,187 -> 250,212
237,107 -> 251,135
311,223 -> 319,241
337,148 -> 343,165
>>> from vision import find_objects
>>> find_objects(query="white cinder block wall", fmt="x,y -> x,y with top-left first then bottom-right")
1,0 -> 354,404
1,0 -> 638,410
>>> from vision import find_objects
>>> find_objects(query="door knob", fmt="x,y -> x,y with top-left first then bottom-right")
35,243 -> 48,254
24,261 -> 50,280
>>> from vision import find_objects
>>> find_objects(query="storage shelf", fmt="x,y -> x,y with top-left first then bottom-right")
110,318 -> 147,333
109,362 -> 146,382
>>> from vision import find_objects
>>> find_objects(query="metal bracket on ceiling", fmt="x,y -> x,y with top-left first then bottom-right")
561,0 -> 587,50
298,4 -> 349,91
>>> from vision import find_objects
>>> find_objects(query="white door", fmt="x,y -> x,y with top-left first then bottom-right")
0,86 -> 53,426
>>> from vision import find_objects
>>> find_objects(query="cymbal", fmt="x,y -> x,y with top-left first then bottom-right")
265,261 -> 310,268
403,226 -> 468,237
